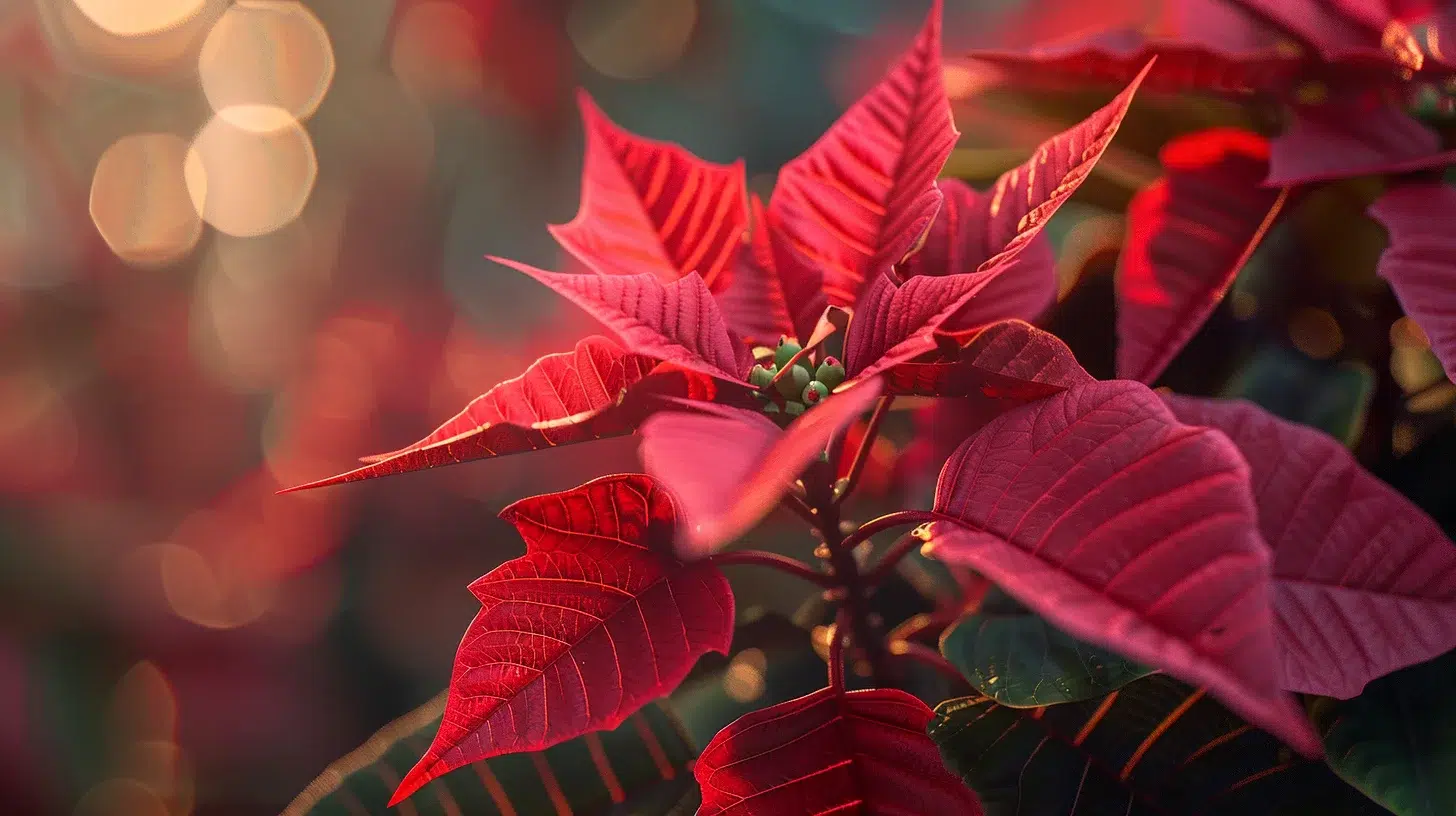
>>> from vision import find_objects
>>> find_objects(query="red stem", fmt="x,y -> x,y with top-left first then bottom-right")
710,550 -> 836,588
889,641 -> 971,692
828,606 -> 850,692
834,396 -> 893,505
837,509 -> 943,553
865,527 -> 933,587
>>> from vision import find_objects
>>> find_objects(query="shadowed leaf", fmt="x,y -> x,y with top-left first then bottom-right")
1369,182 -> 1456,382
715,194 -> 796,346
883,319 -> 1091,398
1267,102 -> 1456,186
843,271 -> 1016,382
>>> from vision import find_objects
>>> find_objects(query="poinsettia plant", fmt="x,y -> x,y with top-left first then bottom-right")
284,2 -> 1456,813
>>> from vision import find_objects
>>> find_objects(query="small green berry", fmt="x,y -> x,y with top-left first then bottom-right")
775,363 -> 811,398
749,364 -> 776,389
764,402 -> 782,414
815,357 -> 846,391
802,381 -> 829,405
784,400 -> 806,416
774,337 -> 803,369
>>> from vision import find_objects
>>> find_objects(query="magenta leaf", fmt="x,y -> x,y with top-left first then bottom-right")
1164,394 -> 1456,698
694,686 -> 983,815
767,0 -> 958,311
926,379 -> 1321,757
899,179 -> 1057,332
1266,101 -> 1456,186
1116,128 -> 1288,384
714,194 -> 797,346
843,271 -> 1011,383
883,319 -> 1089,398
549,91 -> 747,290
1369,182 -> 1456,382
1235,0 -> 1389,63
978,59 -> 1154,275
497,258 -> 753,381
639,379 -> 883,558
390,473 -> 734,804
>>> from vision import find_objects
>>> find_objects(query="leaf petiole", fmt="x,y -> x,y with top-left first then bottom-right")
709,550 -> 837,588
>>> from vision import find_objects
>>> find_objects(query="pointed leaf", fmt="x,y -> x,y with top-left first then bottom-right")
977,59 -> 1154,275
767,0 -> 958,310
714,194 -> 796,346
499,259 -> 752,381
931,675 -> 1386,816
883,319 -> 1092,398
843,270 -> 1015,382
1312,649 -> 1456,816
1267,102 -> 1456,186
1116,128 -> 1288,384
1163,395 -> 1456,698
549,92 -> 748,290
695,686 -> 983,815
900,179 -> 1057,332
391,474 -> 734,804
1370,182 -> 1456,382
940,586 -> 1153,708
285,694 -> 697,815
927,379 -> 1320,756
639,380 -> 883,558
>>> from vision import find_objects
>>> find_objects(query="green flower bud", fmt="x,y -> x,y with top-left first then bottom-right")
775,363 -> 811,398
749,364 -> 776,389
774,337 -> 803,369
784,400 -> 806,416
801,381 -> 829,406
815,357 -> 846,391
764,402 -> 782,414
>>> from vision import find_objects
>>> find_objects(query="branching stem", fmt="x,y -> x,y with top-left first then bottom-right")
833,397 -> 893,505
710,550 -> 836,587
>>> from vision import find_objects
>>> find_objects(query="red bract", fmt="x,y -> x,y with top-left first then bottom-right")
1116,128 -> 1287,384
883,319 -> 1088,400
1369,181 -> 1456,382
694,687 -> 983,815
926,380 -> 1321,757
1267,99 -> 1456,186
389,474 -> 733,804
1165,394 -> 1456,699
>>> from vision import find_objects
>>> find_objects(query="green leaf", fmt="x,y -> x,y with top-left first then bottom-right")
284,694 -> 697,815
1222,346 -> 1375,448
940,586 -> 1153,707
929,674 -> 1387,815
1311,649 -> 1456,816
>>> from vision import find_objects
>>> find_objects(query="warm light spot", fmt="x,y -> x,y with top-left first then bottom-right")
109,662 -> 177,743
1229,290 -> 1258,320
1408,382 -> 1456,413
1293,82 -> 1328,105
71,0 -> 204,37
198,1 -> 334,121
723,648 -> 767,703
1057,213 -> 1123,299
942,63 -> 978,100
159,539 -> 273,629
391,1 -> 484,102
568,0 -> 697,80
74,779 -> 170,816
1382,21 -> 1423,73
185,107 -> 317,237
1393,422 -> 1417,456
1390,316 -> 1430,349
1392,346 -> 1445,393
811,623 -> 835,662
89,133 -> 201,267
1288,308 -> 1343,360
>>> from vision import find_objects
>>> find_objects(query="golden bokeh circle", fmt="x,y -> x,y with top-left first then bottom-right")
89,133 -> 202,267
184,107 -> 318,238
198,0 -> 335,121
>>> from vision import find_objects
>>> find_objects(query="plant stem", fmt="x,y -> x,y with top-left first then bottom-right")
888,640 -> 971,693
864,528 -> 932,587
837,509 -> 942,553
833,396 -> 893,505
828,606 -> 850,692
782,491 -> 819,527
710,550 -> 836,587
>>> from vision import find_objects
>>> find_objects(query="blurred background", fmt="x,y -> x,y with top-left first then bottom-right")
4,0 -> 1456,813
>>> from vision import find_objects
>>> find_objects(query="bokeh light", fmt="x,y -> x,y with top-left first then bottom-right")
89,133 -> 202,267
723,647 -> 767,703
568,0 -> 698,80
198,1 -> 335,122
1288,307 -> 1344,360
184,107 -> 317,237
391,1 -> 485,103
71,0 -> 204,37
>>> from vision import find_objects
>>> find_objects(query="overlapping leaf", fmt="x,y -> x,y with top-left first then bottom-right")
694,686 -> 983,815
714,194 -> 796,346
1164,395 -> 1456,698
550,92 -> 748,290
1267,101 -> 1456,186
931,675 -> 1385,815
767,0 -> 958,311
926,379 -> 1320,755
843,271 -> 1017,383
1369,182 -> 1456,382
1116,128 -> 1287,384
499,260 -> 753,381
286,693 -> 698,815
639,380 -> 883,558
391,474 -> 734,804
940,586 -> 1153,708
882,319 -> 1086,399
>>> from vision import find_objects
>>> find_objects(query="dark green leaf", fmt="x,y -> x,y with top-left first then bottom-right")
1222,346 -> 1374,448
930,674 -> 1386,815
1312,649 -> 1456,816
940,587 -> 1152,707
284,694 -> 696,816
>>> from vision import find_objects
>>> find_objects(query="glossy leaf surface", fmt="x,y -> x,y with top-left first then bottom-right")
695,686 -> 983,815
1164,395 -> 1456,698
768,0 -> 958,310
940,586 -> 1153,708
1116,128 -> 1286,384
286,694 -> 697,815
392,475 -> 734,804
928,380 -> 1319,755
1370,182 -> 1456,382
931,675 -> 1385,815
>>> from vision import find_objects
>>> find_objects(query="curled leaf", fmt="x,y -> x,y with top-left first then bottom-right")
1369,182 -> 1456,382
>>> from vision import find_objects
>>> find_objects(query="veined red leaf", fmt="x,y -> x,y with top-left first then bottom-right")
639,379 -> 883,558
883,319 -> 1088,398
549,92 -> 747,289
767,0 -> 958,310
1116,128 -> 1287,384
497,258 -> 753,381
282,337 -> 670,492
714,194 -> 797,346
926,380 -> 1321,757
899,179 -> 1057,332
1266,101 -> 1456,186
1163,395 -> 1456,698
978,59 -> 1154,275
1369,182 -> 1456,382
1235,0 -> 1388,63
843,271 -> 1014,383
391,474 -> 734,804
694,686 -> 983,815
